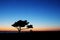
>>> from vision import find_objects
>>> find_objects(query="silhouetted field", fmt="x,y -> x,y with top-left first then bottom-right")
0,31 -> 60,40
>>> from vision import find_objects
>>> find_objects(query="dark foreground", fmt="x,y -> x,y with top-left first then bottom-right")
0,31 -> 60,40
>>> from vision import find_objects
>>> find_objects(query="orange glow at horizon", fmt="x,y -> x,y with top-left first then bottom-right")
0,26 -> 60,31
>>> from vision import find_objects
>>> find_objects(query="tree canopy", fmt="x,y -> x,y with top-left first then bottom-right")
27,25 -> 33,28
12,20 -> 29,27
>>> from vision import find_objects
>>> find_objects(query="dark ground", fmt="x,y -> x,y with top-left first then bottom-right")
0,31 -> 60,40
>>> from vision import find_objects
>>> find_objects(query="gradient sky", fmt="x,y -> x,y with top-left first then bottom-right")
0,0 -> 60,28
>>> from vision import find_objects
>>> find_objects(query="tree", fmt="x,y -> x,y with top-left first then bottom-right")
27,25 -> 33,32
12,20 -> 29,33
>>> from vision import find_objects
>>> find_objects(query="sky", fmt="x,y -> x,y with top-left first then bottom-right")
0,0 -> 60,28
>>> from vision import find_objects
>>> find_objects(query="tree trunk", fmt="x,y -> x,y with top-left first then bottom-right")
18,29 -> 20,33
16,27 -> 21,33
17,27 -> 21,33
19,27 -> 21,32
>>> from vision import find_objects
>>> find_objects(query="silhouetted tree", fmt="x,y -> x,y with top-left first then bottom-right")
27,25 -> 33,32
27,25 -> 33,28
12,20 -> 29,33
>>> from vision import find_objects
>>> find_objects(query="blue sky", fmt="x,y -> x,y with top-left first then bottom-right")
0,0 -> 60,27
